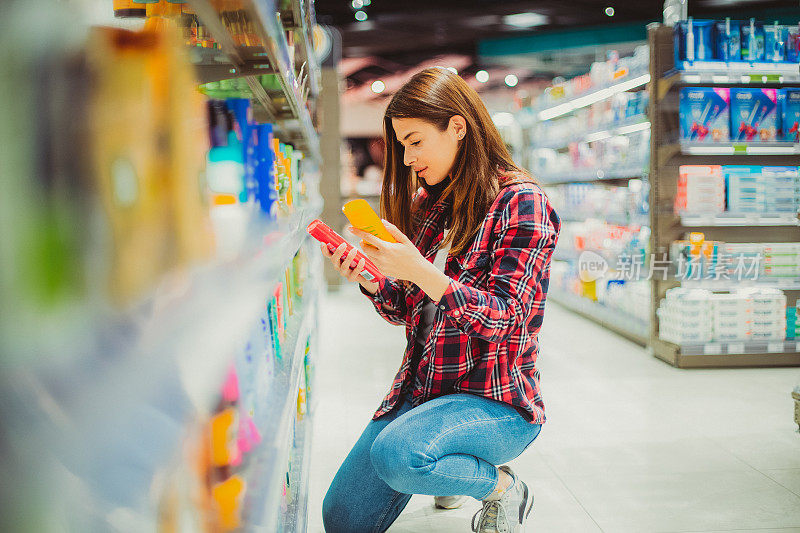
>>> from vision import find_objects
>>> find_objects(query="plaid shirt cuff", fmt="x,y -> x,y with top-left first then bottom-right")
360,277 -> 401,310
435,279 -> 475,319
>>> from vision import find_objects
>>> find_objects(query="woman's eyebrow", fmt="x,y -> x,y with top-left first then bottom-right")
401,131 -> 419,141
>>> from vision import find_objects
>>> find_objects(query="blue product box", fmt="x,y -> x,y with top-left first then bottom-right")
765,23 -> 788,62
675,19 -> 716,65
680,87 -> 730,142
778,89 -> 800,142
730,88 -> 778,142
741,19 -> 766,61
715,19 -> 742,62
724,165 -> 763,211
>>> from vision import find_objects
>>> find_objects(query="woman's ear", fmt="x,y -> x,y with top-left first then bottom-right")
450,115 -> 467,140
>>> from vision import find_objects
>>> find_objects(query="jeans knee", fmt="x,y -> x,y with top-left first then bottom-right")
370,429 -> 433,492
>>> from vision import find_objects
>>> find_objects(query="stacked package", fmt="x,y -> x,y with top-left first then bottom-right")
710,292 -> 753,341
762,166 -> 800,213
762,242 -> 800,278
657,288 -> 714,343
726,166 -> 800,214
658,287 -> 790,344
741,288 -> 787,341
675,165 -> 725,214
725,166 -> 763,213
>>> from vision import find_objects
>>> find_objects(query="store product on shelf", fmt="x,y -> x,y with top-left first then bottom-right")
675,165 -> 725,214
670,234 -> 800,280
532,91 -> 649,147
547,180 -> 649,223
531,127 -> 650,178
674,17 -> 800,67
675,165 -> 800,215
658,287 -> 791,344
730,88 -> 778,142
779,88 -> 800,142
533,45 -> 649,112
679,87 -> 730,143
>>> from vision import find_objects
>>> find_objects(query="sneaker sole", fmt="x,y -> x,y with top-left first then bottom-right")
518,481 -> 534,531
434,495 -> 469,509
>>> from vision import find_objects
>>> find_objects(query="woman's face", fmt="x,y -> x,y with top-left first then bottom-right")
391,116 -> 465,187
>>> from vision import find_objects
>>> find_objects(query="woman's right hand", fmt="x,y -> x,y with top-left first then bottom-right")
321,242 -> 379,295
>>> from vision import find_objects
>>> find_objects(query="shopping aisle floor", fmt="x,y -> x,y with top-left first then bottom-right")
308,284 -> 800,533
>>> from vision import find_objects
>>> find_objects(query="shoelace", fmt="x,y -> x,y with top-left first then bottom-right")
471,500 -> 508,533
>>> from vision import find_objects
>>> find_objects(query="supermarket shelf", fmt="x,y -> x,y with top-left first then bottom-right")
244,297 -> 315,530
678,278 -> 800,291
679,141 -> 800,156
536,72 -> 651,121
534,116 -> 649,150
536,164 -> 647,185
651,337 -> 800,368
680,212 -> 800,227
558,213 -> 650,227
548,289 -> 649,346
657,62 -> 800,100
285,0 -> 321,98
186,0 -> 321,162
282,415 -> 314,532
4,203 -> 324,527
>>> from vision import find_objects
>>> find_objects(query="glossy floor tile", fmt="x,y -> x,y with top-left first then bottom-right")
308,285 -> 800,532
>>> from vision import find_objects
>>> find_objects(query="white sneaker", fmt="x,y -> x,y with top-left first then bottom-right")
471,466 -> 533,533
434,495 -> 469,509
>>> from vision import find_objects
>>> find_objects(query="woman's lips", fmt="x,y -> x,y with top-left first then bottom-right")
416,167 -> 428,176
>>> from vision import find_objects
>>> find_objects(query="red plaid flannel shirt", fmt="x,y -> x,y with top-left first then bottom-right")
361,179 -> 561,424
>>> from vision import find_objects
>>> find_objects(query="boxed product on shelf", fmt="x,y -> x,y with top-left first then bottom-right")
677,165 -> 800,215
724,165 -> 763,213
680,88 -> 730,143
778,88 -> 800,142
675,165 -> 725,214
714,18 -> 742,62
730,88 -> 778,142
657,288 -> 714,344
741,19 -> 766,62
674,17 -> 800,67
658,287 -> 791,343
765,22 -> 789,63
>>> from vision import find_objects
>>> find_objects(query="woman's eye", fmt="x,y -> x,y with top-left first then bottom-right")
411,141 -> 420,146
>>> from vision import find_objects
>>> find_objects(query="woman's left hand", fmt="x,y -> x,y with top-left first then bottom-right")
349,220 -> 426,282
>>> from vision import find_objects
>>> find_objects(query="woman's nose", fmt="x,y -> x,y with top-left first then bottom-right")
403,148 -> 415,167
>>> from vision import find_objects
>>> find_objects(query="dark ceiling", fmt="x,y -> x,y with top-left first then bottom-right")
314,0 -> 798,96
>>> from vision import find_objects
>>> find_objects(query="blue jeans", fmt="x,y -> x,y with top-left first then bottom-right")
322,393 -> 541,533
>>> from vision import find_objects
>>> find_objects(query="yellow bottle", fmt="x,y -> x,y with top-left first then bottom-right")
342,199 -> 398,243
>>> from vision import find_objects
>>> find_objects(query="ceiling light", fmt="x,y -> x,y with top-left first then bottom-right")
352,0 -> 363,9
355,10 -> 368,21
447,67 -> 458,74
371,80 -> 385,93
476,70 -> 489,83
362,0 -> 371,4
605,6 -> 615,16
502,12 -> 548,28
504,74 -> 519,87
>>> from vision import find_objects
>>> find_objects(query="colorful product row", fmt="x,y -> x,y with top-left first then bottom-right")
670,234 -> 800,280
675,18 -> 800,64
198,248 -> 310,531
679,87 -> 800,143
676,165 -> 799,215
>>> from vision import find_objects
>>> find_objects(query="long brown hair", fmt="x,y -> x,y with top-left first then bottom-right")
381,67 -> 533,256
